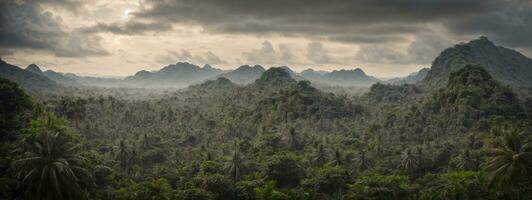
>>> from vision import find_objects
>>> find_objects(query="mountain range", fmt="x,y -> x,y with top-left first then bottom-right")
219,65 -> 265,84
0,59 -> 57,91
125,62 -> 223,87
1,36 -> 531,92
25,64 -> 80,86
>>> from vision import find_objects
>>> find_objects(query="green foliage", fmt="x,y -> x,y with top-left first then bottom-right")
347,175 -> 412,200
254,180 -> 288,200
199,174 -> 234,200
115,178 -> 174,200
482,128 -> 532,189
2,63 -> 532,199
13,113 -> 90,200
0,77 -> 32,142
303,165 -> 349,194
176,188 -> 213,200
419,171 -> 495,200
265,154 -> 304,189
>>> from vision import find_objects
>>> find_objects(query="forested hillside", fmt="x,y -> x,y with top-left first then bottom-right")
1,61 -> 531,199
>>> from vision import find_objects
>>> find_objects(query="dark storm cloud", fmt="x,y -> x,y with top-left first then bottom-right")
80,21 -> 173,35
28,0 -> 87,11
0,0 -> 108,57
126,0 -> 532,62
445,0 -> 532,48
131,0 -> 503,42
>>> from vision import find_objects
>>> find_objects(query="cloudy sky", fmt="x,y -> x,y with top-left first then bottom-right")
1,0 -> 531,77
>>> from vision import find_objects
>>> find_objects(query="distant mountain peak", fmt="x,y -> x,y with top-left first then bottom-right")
424,36 -> 532,91
26,64 -> 43,74
126,62 -> 223,86
252,65 -> 264,70
219,65 -> 266,84
0,60 -> 57,90
254,67 -> 296,89
468,36 -> 496,48
477,36 -> 492,43
353,68 -> 366,75
299,67 -> 378,86
278,66 -> 295,75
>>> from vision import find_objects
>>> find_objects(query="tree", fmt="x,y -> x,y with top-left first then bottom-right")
115,178 -> 175,200
289,128 -> 301,150
0,78 -> 32,142
482,128 -> 532,190
13,113 -> 91,200
331,149 -> 345,166
456,150 -> 478,171
227,141 -> 245,199
313,145 -> 328,166
116,140 -> 130,170
347,175 -> 411,200
254,181 -> 287,200
355,151 -> 370,172
401,149 -> 419,177
228,141 -> 245,183
307,165 -> 348,194
200,174 -> 234,200
266,154 -> 304,188
419,171 -> 494,200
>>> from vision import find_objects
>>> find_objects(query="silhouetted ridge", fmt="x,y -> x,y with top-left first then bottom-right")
0,60 -> 57,90
219,65 -> 265,84
26,64 -> 42,74
254,67 -> 297,89
424,36 -> 532,93
126,62 -> 223,87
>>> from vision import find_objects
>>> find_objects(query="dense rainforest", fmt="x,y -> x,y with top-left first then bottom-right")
1,64 -> 531,200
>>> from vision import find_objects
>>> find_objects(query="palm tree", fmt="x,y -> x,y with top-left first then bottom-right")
401,148 -> 419,177
228,142 -> 245,183
482,129 -> 532,189
313,144 -> 328,166
228,141 -> 245,200
13,114 -> 90,200
255,181 -> 276,200
356,151 -> 370,172
140,133 -> 151,150
457,150 -> 478,171
116,140 -> 130,169
289,128 -> 301,150
331,148 -> 344,166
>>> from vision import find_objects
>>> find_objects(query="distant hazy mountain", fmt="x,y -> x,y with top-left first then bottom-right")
0,59 -> 57,90
278,66 -> 296,75
423,36 -> 532,92
300,68 -> 379,86
254,67 -> 297,90
219,65 -> 265,84
126,62 -> 223,87
26,64 -> 42,74
387,68 -> 430,85
25,64 -> 79,86
300,69 -> 327,79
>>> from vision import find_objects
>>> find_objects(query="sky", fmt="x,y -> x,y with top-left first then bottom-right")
1,0 -> 531,78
